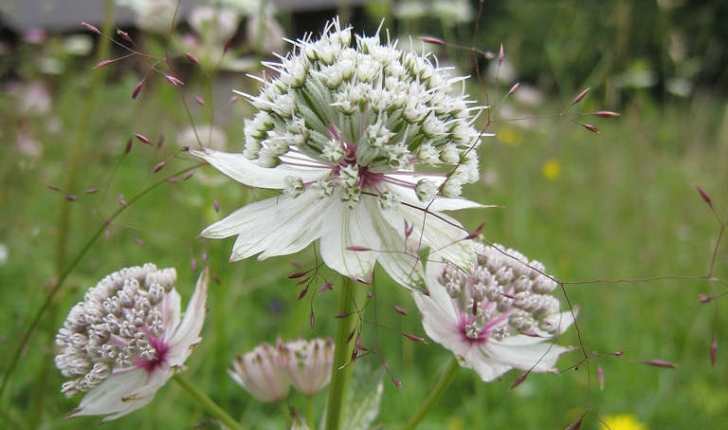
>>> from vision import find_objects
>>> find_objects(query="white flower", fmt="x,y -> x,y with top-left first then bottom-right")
279,338 -> 334,396
413,243 -> 574,382
55,264 -> 209,421
188,5 -> 240,44
228,342 -> 291,402
116,0 -> 178,34
191,17 -> 489,290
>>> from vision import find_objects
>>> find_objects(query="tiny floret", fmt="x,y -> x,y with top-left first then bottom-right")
55,263 -> 209,421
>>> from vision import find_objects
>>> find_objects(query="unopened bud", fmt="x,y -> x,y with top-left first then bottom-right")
583,123 -> 599,133
419,36 -> 446,46
135,133 -> 150,144
644,359 -> 676,369
509,371 -> 528,389
81,22 -> 101,34
592,110 -> 621,118
571,88 -> 590,106
164,75 -> 184,86
152,161 -> 166,174
696,185 -> 712,207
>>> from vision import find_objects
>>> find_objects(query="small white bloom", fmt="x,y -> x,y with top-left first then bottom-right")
413,243 -> 574,382
279,338 -> 334,396
55,264 -> 209,421
228,342 -> 291,402
116,0 -> 178,34
192,17 -> 488,290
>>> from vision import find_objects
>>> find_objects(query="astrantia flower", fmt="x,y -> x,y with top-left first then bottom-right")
55,264 -> 209,421
228,342 -> 291,402
191,17 -> 487,289
279,337 -> 334,396
413,243 -> 574,382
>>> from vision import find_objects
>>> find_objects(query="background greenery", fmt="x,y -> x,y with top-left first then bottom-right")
1,1 -> 726,429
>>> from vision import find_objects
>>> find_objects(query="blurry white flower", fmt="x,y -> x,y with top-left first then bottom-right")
279,338 -> 334,396
64,34 -> 94,56
117,0 -> 178,34
246,12 -> 285,54
178,124 -> 227,151
192,18 -> 487,289
0,243 -> 7,266
413,243 -> 574,382
228,342 -> 291,402
55,264 -> 209,421
16,81 -> 52,116
433,0 -> 474,24
188,5 -> 240,44
393,0 -> 428,20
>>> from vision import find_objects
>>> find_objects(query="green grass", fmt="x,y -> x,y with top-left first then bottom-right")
1,21 -> 727,430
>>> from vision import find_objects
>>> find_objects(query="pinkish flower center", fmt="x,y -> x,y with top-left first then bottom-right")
136,336 -> 169,373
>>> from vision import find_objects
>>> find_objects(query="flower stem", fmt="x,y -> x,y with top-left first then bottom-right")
173,374 -> 245,430
325,276 -> 358,430
401,357 -> 460,430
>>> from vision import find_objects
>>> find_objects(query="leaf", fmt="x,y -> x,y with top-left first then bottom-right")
334,365 -> 384,430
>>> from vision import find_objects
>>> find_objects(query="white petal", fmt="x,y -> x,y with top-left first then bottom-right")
412,280 -> 460,347
202,193 -> 328,261
483,339 -> 570,373
69,368 -> 166,422
392,181 -> 486,212
190,148 -> 328,189
383,204 -> 475,270
319,197 -> 378,281
167,268 -> 209,366
161,288 -> 181,342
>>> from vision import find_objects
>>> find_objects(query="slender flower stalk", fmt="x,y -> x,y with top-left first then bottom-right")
191,17 -> 488,290
401,358 -> 459,430
55,264 -> 209,422
413,243 -> 575,382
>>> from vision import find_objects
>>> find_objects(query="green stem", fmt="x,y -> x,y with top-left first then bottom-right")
29,1 -> 116,425
401,358 -> 460,430
306,395 -> 314,429
324,277 -> 357,430
173,374 -> 245,430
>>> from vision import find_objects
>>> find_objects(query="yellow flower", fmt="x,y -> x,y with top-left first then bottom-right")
496,126 -> 522,146
601,413 -> 648,430
541,158 -> 561,180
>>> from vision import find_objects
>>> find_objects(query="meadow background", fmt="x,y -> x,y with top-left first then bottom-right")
1,0 -> 727,429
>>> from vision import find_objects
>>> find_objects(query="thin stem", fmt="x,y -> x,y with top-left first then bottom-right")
29,1 -> 116,424
173,374 -> 245,430
306,395 -> 314,429
401,358 -> 460,430
324,277 -> 357,430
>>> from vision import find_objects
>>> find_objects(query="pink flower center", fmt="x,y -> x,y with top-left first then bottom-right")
135,336 -> 169,373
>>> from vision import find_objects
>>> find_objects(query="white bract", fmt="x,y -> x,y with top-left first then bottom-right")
413,243 -> 574,382
192,18 -> 488,289
55,264 -> 209,421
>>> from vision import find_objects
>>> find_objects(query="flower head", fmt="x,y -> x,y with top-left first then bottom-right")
279,337 -> 334,396
192,17 -> 487,289
413,243 -> 574,382
228,342 -> 291,402
55,264 -> 209,421
228,337 -> 334,401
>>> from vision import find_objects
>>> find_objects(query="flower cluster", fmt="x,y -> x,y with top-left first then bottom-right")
228,338 -> 334,402
55,264 -> 208,421
413,243 -> 574,382
192,17 -> 487,288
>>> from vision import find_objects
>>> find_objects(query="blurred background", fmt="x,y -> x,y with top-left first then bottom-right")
0,1 -> 726,429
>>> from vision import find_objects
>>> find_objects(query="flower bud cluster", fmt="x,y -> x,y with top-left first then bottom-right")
55,263 -> 178,397
438,243 -> 562,341
228,338 -> 334,402
239,17 -> 484,206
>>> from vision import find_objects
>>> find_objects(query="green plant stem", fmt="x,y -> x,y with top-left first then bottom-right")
306,395 -> 314,429
173,374 -> 245,430
401,358 -> 460,430
324,277 -> 357,430
28,1 -> 116,425
0,164 -> 200,400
